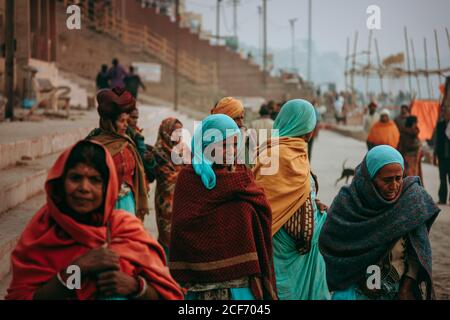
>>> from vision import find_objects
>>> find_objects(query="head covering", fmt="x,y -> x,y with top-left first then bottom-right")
380,108 -> 391,117
97,87 -> 136,119
192,114 -> 241,190
273,99 -> 317,137
319,154 -> 440,298
6,140 -> 183,300
211,97 -> 245,119
366,145 -> 404,178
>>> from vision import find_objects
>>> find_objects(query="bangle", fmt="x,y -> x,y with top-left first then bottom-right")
131,276 -> 148,299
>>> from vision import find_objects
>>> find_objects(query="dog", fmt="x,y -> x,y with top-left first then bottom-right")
335,159 -> 355,186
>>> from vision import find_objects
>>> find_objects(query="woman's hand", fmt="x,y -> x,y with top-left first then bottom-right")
398,277 -> 417,300
72,247 -> 120,276
96,271 -> 139,298
315,199 -> 328,213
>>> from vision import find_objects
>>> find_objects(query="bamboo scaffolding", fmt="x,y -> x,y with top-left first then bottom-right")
410,38 -> 422,99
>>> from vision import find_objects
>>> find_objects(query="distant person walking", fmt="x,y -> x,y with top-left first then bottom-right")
124,66 -> 146,99
108,58 -> 128,89
96,64 -> 110,90
367,109 -> 400,150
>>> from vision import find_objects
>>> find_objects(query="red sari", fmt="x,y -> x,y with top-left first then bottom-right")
6,141 -> 183,300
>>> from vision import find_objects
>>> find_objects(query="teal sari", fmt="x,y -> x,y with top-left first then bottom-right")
272,177 -> 330,300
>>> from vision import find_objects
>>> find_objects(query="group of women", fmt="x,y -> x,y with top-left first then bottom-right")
6,89 -> 440,300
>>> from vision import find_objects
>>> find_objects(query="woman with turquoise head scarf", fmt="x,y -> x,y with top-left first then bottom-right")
169,114 -> 278,301
253,99 -> 331,300
320,145 -> 440,300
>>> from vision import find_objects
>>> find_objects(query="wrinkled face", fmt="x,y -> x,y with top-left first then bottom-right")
380,114 -> 389,123
128,109 -> 139,129
64,163 -> 104,215
115,113 -> 129,135
233,111 -> 245,128
373,163 -> 404,201
211,135 -> 238,165
171,122 -> 183,144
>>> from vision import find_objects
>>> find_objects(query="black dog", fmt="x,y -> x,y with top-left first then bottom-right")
335,159 -> 355,186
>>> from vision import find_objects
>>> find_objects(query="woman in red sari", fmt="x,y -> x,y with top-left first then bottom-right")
6,140 -> 183,300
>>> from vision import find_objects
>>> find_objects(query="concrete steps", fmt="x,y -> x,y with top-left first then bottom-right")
0,153 -> 60,216
0,193 -> 46,285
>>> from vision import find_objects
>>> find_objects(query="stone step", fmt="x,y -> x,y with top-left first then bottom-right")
0,153 -> 60,215
0,193 -> 46,284
0,125 -> 95,171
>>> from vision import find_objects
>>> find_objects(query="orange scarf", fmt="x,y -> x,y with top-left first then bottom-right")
367,121 -> 400,148
6,141 -> 183,300
253,137 -> 311,235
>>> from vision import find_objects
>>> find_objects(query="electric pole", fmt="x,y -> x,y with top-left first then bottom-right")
216,0 -> 222,46
258,5 -> 262,66
307,0 -> 312,83
174,0 -> 180,111
232,0 -> 239,41
262,0 -> 267,87
289,18 -> 298,72
5,0 -> 15,120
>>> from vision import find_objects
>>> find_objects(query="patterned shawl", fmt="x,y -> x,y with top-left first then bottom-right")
153,118 -> 185,247
319,159 -> 440,298
169,166 -> 278,300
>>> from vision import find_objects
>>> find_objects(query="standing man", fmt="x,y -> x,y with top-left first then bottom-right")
250,104 -> 274,146
124,66 -> 147,99
96,64 -> 110,90
434,117 -> 450,205
394,104 -> 411,131
363,102 -> 380,134
108,58 -> 128,89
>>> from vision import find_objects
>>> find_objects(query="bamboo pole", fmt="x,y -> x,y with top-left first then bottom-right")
424,37 -> 433,99
365,30 -> 373,102
351,31 -> 358,94
374,38 -> 384,94
446,27 -> 450,52
345,37 -> 350,91
434,29 -> 442,81
410,38 -> 422,99
404,27 -> 413,95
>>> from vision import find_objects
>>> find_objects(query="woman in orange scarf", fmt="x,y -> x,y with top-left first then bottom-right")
6,140 -> 183,300
367,109 -> 400,150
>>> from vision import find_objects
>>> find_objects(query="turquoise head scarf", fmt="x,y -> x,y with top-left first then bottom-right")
273,99 -> 317,138
192,114 -> 241,190
365,145 -> 405,179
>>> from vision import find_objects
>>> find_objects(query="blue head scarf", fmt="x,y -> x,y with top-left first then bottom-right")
366,145 -> 405,179
273,99 -> 317,138
192,114 -> 241,190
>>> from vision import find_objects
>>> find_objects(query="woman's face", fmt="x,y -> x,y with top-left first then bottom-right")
373,163 -> 404,201
64,163 -> 104,215
171,122 -> 183,144
115,113 -> 130,135
128,110 -> 139,129
233,111 -> 245,128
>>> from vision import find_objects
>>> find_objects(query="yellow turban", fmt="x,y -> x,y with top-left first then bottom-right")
211,97 -> 244,119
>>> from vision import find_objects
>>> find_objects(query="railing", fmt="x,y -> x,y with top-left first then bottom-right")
61,0 -> 217,86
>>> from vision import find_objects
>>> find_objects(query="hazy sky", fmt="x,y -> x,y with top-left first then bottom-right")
186,0 -> 450,59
